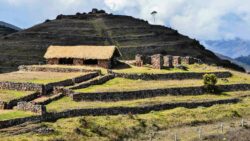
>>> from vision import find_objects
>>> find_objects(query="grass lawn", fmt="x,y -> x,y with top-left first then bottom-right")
112,64 -> 226,74
0,110 -> 34,121
46,92 -> 240,112
0,71 -> 88,84
0,90 -> 34,102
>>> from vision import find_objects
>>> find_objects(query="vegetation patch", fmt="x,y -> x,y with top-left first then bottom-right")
0,90 -> 34,102
0,110 -> 34,121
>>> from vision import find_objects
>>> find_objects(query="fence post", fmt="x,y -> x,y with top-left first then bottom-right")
241,119 -> 244,127
198,127 -> 202,139
174,133 -> 177,141
220,123 -> 224,133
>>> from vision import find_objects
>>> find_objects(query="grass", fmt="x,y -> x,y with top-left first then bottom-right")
0,110 -> 34,121
46,91 -> 243,112
0,90 -> 34,102
0,71 -> 88,84
4,96 -> 250,141
75,72 -> 250,93
113,64 -> 227,74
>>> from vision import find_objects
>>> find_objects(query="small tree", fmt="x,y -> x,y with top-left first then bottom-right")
203,74 -> 218,93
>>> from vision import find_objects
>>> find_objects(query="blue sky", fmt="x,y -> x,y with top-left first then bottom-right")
1,0 -> 250,41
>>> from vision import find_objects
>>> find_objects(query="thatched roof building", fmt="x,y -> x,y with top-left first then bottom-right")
44,45 -> 121,68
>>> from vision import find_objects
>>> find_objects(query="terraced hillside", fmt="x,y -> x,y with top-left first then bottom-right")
0,63 -> 250,141
0,9 -> 244,73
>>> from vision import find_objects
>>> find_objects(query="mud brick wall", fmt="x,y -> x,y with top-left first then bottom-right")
98,60 -> 111,69
16,101 -> 46,115
73,59 -> 84,65
173,56 -> 181,66
72,84 -> 250,101
18,65 -> 99,73
112,71 -> 232,80
46,58 -> 59,65
151,54 -> 164,69
163,55 -> 173,68
0,82 -> 43,92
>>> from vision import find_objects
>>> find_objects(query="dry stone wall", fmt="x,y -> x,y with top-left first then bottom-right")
16,101 -> 46,115
72,84 -> 250,101
0,82 -> 43,92
0,98 -> 239,129
18,65 -> 100,73
151,54 -> 164,69
111,71 -> 232,80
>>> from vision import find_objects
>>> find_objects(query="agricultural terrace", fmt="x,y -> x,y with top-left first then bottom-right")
0,90 -> 34,102
0,71 -> 87,84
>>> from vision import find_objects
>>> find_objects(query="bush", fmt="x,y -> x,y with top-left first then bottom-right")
203,74 -> 218,93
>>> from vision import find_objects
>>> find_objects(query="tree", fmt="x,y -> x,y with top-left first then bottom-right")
151,11 -> 157,23
203,74 -> 218,93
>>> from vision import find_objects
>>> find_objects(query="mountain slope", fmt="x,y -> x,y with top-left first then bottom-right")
236,55 -> 250,66
204,39 -> 250,58
0,9 -> 245,73
0,21 -> 21,36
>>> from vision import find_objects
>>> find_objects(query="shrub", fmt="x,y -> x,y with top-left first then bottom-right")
203,74 -> 218,93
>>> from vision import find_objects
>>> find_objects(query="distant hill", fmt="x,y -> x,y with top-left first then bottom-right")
216,53 -> 250,72
235,55 -> 250,66
205,38 -> 250,58
0,9 -> 244,73
0,21 -> 21,36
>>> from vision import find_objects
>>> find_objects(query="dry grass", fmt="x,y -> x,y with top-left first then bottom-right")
0,71 -> 87,84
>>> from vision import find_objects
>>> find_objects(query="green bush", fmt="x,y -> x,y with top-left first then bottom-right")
203,74 -> 218,93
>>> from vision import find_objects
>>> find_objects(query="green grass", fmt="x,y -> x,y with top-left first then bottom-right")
46,92 -> 240,112
0,90 -> 34,102
4,96 -> 250,141
113,64 -> 226,74
0,110 -> 34,121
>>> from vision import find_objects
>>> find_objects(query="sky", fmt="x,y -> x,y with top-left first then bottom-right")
1,0 -> 250,41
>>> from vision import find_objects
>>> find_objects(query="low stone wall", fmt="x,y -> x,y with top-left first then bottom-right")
70,74 -> 115,90
0,82 -> 43,92
15,101 -> 46,115
73,72 -> 99,83
111,71 -> 232,80
18,65 -> 101,73
34,93 -> 65,105
0,98 -> 239,129
0,101 -> 6,109
72,84 -> 250,101
5,92 -> 40,109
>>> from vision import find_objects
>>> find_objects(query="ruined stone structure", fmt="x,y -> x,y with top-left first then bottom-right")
135,54 -> 200,69
44,45 -> 121,69
163,55 -> 173,68
151,54 -> 164,69
16,101 -> 46,115
173,56 -> 182,66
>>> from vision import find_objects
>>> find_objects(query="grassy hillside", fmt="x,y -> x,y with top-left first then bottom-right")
0,9 -> 244,73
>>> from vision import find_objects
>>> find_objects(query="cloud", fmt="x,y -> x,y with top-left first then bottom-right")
0,0 -> 250,41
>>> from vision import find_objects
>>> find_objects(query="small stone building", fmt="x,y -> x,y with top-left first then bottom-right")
44,45 -> 121,69
151,54 -> 164,69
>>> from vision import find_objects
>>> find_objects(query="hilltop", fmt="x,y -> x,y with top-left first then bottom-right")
0,9 -> 244,73
0,21 -> 21,36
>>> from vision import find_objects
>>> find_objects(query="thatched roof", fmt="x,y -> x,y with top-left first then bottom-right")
44,45 -> 121,60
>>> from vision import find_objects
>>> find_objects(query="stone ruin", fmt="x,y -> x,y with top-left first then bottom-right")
15,101 -> 46,115
135,54 -> 201,69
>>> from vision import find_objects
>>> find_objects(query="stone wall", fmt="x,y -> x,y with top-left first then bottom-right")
163,55 -> 173,68
18,65 -> 100,73
0,82 -> 43,92
173,56 -> 181,66
151,54 -> 164,69
0,98 -> 239,129
0,101 -> 6,109
111,71 -> 232,80
69,74 -> 115,90
135,54 -> 144,67
15,101 -> 46,115
98,60 -> 111,69
72,84 -> 250,101
46,58 -> 59,65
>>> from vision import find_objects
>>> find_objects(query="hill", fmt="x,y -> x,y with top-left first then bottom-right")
236,55 -> 250,66
0,9 -> 244,73
205,38 -> 250,58
216,53 -> 250,72
0,21 -> 21,36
